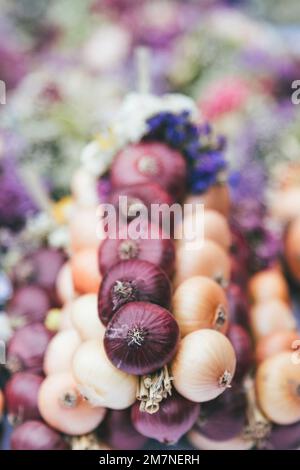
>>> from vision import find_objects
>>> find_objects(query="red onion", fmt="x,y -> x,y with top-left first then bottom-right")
98,260 -> 171,326
7,323 -> 52,374
194,388 -> 246,441
110,142 -> 187,201
8,285 -> 50,326
266,421 -> 300,450
227,324 -> 253,382
98,221 -> 175,278
227,284 -> 249,328
131,391 -> 200,444
99,408 -> 148,450
104,301 -> 179,375
5,372 -> 43,424
11,420 -> 69,450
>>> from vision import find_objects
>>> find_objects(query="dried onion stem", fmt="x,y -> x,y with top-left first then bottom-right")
136,365 -> 173,414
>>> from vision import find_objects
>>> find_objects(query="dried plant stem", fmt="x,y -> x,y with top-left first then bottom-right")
136,365 -> 173,414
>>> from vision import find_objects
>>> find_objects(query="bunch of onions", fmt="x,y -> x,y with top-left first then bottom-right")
249,299 -> 296,340
188,430 -> 252,450
99,408 -> 147,450
131,390 -> 200,444
256,330 -> 300,364
98,260 -> 171,326
227,324 -> 253,381
172,329 -> 236,402
43,329 -> 81,375
110,142 -> 187,201
38,372 -> 106,435
184,184 -> 230,218
172,276 -> 229,337
284,216 -> 300,284
256,352 -> 300,425
98,220 -> 175,277
248,269 -> 289,304
5,372 -> 43,424
104,301 -> 179,375
72,339 -> 137,409
71,247 -> 102,294
8,285 -> 50,326
70,294 -> 105,341
174,240 -> 231,288
11,420 -> 70,450
7,323 -> 52,374
56,262 -> 75,304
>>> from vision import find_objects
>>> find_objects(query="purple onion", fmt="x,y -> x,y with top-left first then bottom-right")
266,421 -> 300,450
104,301 -> 179,375
7,323 -> 52,374
227,324 -> 253,381
11,420 -> 69,450
98,260 -> 171,326
5,372 -> 43,424
99,408 -> 147,450
131,391 -> 200,444
227,284 -> 249,328
8,285 -> 50,325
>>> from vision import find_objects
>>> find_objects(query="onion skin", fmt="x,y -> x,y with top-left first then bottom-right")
71,294 -> 105,341
250,299 -> 296,340
256,331 -> 300,364
104,301 -> 179,375
99,408 -> 148,450
5,372 -> 43,424
227,324 -> 253,381
188,430 -> 252,450
72,339 -> 137,410
284,217 -> 300,284
98,221 -> 175,278
44,329 -> 81,375
173,276 -> 229,337
248,269 -> 289,304
7,323 -> 52,374
71,248 -> 102,294
8,285 -> 50,326
11,420 -> 70,450
56,262 -> 75,304
131,391 -> 200,444
98,260 -> 171,326
185,184 -> 230,218
38,372 -> 106,435
256,352 -> 300,425
172,329 -> 236,402
174,240 -> 231,288
110,142 -> 187,201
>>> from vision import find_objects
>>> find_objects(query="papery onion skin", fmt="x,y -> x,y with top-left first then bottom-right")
104,301 -> 179,375
8,285 -> 50,326
194,388 -> 247,441
71,248 -> 102,294
172,329 -> 236,402
174,240 -> 231,288
7,323 -> 52,374
256,330 -> 300,364
131,391 -> 200,444
266,421 -> 300,450
284,217 -> 300,284
98,260 -> 171,326
11,420 -> 70,450
248,269 -> 290,304
188,430 -> 252,450
5,372 -> 43,424
38,372 -> 106,435
110,142 -> 187,201
99,408 -> 148,450
250,299 -> 296,340
184,184 -> 230,218
98,221 -> 175,278
72,339 -> 137,410
256,352 -> 300,425
44,329 -> 81,375
173,276 -> 229,337
71,294 -> 105,341
227,324 -> 253,382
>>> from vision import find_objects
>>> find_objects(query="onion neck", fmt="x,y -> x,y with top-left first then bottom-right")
243,376 -> 271,448
118,240 -> 139,260
218,370 -> 232,388
127,326 -> 147,347
70,434 -> 105,450
213,272 -> 228,289
214,305 -> 227,329
60,389 -> 80,409
137,155 -> 158,175
137,365 -> 173,414
6,356 -> 22,374
111,280 -> 137,311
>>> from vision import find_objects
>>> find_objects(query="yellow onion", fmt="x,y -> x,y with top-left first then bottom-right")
71,294 -> 105,341
38,372 -> 106,435
248,268 -> 290,304
270,188 -> 300,224
188,430 -> 253,450
71,167 -> 98,207
71,248 -> 101,294
256,352 -> 300,425
44,329 -> 81,375
56,262 -> 75,304
72,339 -> 137,409
172,329 -> 236,402
284,216 -> 300,284
173,276 -> 229,337
249,299 -> 296,340
256,330 -> 300,364
185,184 -> 230,218
174,240 -> 230,288
69,206 -> 105,253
